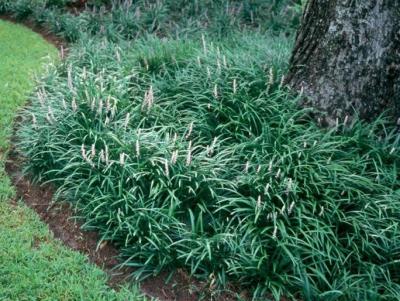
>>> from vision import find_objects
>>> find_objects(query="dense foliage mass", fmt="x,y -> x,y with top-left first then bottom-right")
0,0 -> 302,40
2,0 -> 400,300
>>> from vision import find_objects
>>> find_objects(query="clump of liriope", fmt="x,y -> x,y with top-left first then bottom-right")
18,33 -> 400,300
0,0 -> 301,42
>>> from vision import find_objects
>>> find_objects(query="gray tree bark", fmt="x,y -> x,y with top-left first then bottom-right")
286,0 -> 400,125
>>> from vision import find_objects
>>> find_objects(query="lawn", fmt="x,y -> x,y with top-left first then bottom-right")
0,18 -> 56,199
0,19 -> 144,301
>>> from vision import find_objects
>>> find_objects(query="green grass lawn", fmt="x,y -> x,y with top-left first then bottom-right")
0,19 -> 144,301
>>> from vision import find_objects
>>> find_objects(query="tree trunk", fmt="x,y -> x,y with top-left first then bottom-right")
286,0 -> 400,125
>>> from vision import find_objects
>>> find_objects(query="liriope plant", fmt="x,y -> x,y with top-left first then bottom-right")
0,0 -> 301,42
18,32 -> 400,300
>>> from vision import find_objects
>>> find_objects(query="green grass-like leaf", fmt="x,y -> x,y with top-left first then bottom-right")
17,31 -> 400,300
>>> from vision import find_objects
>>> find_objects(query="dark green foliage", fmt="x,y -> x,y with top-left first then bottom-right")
18,34 -> 400,300
0,0 -> 301,41
4,0 -> 400,299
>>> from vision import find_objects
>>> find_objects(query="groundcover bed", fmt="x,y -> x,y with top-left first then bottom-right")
2,0 -> 400,300
0,17 -> 149,301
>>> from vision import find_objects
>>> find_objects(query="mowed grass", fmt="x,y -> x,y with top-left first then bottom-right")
0,18 -> 56,199
0,20 -> 145,301
0,203 -> 146,301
